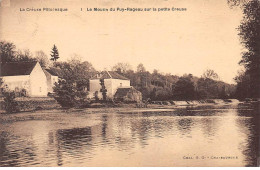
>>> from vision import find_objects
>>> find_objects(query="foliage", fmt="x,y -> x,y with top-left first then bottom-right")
237,0 -> 260,98
53,79 -> 89,108
137,63 -> 146,73
3,91 -> 19,113
197,78 -> 215,99
112,62 -> 132,74
172,74 -> 195,100
35,50 -> 50,67
0,41 -> 35,63
202,69 -> 219,80
118,63 -> 232,100
53,59 -> 91,108
15,49 -> 35,62
234,70 -> 251,99
0,41 -> 16,63
50,44 -> 59,62
94,91 -> 99,101
100,79 -> 107,101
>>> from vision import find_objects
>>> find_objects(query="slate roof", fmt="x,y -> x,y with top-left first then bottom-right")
0,61 -> 37,76
90,71 -> 129,80
45,68 -> 61,77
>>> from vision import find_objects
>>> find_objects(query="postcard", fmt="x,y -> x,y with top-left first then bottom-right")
0,0 -> 259,167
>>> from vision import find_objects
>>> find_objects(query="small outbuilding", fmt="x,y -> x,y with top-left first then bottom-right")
114,87 -> 142,103
43,68 -> 60,94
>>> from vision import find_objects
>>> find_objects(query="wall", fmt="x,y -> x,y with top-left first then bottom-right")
45,72 -> 52,93
111,79 -> 130,97
1,75 -> 31,95
30,63 -> 48,97
89,78 -> 130,99
89,79 -> 101,98
46,74 -> 59,93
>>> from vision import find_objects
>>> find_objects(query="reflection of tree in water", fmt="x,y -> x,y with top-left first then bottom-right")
130,118 -> 152,147
55,127 -> 93,166
0,131 -> 19,167
236,103 -> 259,167
101,114 -> 108,140
177,118 -> 193,136
112,114 -> 139,151
0,131 -> 37,166
200,117 -> 219,138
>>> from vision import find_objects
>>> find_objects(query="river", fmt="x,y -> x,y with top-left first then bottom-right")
0,103 -> 259,167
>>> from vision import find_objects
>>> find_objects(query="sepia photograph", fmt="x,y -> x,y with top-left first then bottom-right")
0,0 -> 259,167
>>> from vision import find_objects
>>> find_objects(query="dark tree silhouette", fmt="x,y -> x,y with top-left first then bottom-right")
100,79 -> 107,101
0,41 -> 16,63
50,44 -> 59,62
228,0 -> 260,98
238,0 -> 260,98
172,74 -> 195,100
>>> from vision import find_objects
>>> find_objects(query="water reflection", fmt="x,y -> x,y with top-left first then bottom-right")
0,103 -> 259,166
236,103 -> 259,167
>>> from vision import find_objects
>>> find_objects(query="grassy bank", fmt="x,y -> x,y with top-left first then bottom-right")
0,97 -> 60,113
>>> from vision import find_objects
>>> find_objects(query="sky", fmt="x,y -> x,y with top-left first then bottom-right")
0,0 -> 244,83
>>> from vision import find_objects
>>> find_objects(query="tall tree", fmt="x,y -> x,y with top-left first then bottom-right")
172,74 -> 196,100
137,63 -> 146,73
15,49 -> 35,62
202,69 -> 219,80
0,41 -> 16,63
238,0 -> 260,98
50,44 -> 59,62
35,50 -> 50,67
53,60 -> 91,108
100,78 -> 107,101
112,62 -> 132,74
234,70 -> 251,99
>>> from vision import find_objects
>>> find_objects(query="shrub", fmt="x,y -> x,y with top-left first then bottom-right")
94,91 -> 99,101
53,80 -> 90,108
3,91 -> 19,113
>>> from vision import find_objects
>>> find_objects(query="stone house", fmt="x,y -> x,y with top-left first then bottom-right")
89,71 -> 131,99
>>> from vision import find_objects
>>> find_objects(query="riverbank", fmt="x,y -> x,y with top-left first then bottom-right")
1,100 -> 258,123
0,97 -> 257,115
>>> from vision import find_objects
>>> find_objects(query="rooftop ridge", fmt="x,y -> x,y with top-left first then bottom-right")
106,71 -> 112,79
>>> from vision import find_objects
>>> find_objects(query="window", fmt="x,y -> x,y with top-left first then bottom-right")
39,87 -> 41,92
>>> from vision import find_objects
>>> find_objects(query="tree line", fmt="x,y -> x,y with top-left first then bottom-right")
0,40 -> 236,104
111,63 -> 236,101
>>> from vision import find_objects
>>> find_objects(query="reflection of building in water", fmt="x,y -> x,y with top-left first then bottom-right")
90,113 -> 137,150
54,127 -> 93,166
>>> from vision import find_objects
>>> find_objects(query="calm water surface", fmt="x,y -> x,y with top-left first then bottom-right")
0,103 -> 259,166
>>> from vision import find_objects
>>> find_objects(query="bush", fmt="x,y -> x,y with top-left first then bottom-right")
53,79 -> 90,108
3,91 -> 19,113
